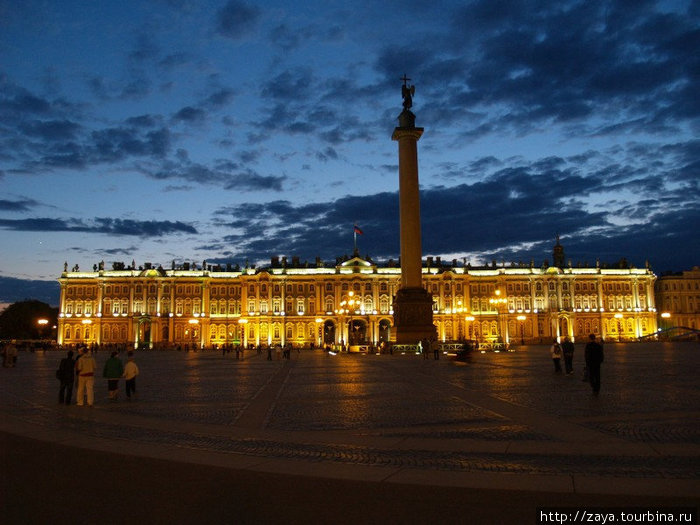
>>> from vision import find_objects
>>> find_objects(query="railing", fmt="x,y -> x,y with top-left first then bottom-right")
391,344 -> 421,354
438,343 -> 464,355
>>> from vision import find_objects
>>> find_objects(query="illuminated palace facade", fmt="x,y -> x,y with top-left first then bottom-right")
654,267 -> 700,331
57,243 -> 658,349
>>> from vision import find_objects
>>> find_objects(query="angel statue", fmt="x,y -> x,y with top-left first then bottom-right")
401,75 -> 415,110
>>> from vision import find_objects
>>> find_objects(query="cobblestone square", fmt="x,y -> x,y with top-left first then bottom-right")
2,341 -> 699,493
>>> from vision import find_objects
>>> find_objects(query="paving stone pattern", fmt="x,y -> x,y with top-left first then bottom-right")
2,342 -> 699,479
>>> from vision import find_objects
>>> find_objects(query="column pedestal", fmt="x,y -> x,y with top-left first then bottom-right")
393,287 -> 435,344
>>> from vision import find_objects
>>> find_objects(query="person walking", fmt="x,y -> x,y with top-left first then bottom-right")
103,351 -> 124,401
57,350 -> 75,405
432,338 -> 440,360
75,347 -> 97,406
550,339 -> 563,372
584,334 -> 604,395
123,352 -> 139,401
4,341 -> 18,367
561,337 -> 575,375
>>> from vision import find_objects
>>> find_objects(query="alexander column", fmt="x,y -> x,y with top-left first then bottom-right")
392,76 -> 435,344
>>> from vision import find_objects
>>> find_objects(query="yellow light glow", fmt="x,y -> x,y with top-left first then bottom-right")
661,312 -> 671,318
188,319 -> 199,324
516,315 -> 526,321
37,319 -> 49,325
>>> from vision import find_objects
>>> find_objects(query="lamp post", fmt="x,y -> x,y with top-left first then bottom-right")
336,291 -> 357,349
516,315 -> 526,345
37,318 -> 49,340
188,318 -> 199,348
465,316 -> 475,342
238,318 -> 248,347
614,313 -> 623,341
489,289 -> 508,344
315,318 -> 323,347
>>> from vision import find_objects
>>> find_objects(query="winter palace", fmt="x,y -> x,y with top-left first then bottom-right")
56,239 -> 659,349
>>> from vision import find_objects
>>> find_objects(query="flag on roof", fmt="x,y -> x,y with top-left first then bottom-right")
353,224 -> 364,235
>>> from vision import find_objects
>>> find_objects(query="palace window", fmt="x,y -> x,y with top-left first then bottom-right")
297,298 -> 304,314
380,296 -> 390,313
260,300 -> 268,314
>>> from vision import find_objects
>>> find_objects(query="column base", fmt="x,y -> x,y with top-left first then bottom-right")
393,287 -> 435,344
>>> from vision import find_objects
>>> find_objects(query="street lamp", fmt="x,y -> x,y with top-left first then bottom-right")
614,313 -> 623,341
465,316 -> 475,342
660,312 -> 671,334
337,291 -> 357,348
489,289 -> 508,343
315,318 -> 323,347
238,318 -> 248,346
516,315 -> 526,345
37,318 -> 49,340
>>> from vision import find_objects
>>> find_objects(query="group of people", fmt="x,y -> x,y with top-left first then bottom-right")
56,347 -> 139,406
550,334 -> 605,394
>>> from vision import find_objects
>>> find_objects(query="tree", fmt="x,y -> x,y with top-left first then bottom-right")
0,300 -> 58,340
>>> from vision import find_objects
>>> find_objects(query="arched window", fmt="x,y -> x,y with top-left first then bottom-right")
380,296 -> 390,314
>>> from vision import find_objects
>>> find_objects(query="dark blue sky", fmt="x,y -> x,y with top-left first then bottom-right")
1,0 -> 698,305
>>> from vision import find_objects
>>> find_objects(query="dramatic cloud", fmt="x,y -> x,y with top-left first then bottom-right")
0,0 -> 697,298
215,0 -> 260,39
0,217 -> 197,237
0,198 -> 39,212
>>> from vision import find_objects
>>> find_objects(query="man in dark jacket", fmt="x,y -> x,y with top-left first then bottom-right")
57,350 -> 75,405
561,337 -> 575,375
584,334 -> 604,395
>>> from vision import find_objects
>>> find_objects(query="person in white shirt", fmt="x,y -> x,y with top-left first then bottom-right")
123,352 -> 140,401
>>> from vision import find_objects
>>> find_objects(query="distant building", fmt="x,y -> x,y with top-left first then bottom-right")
655,267 -> 700,332
56,241 -> 659,348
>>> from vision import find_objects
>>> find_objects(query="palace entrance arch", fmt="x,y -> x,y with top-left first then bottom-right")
323,320 -> 335,346
348,319 -> 368,345
378,319 -> 392,343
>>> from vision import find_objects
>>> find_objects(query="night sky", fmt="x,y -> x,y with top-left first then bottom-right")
1,0 -> 698,305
